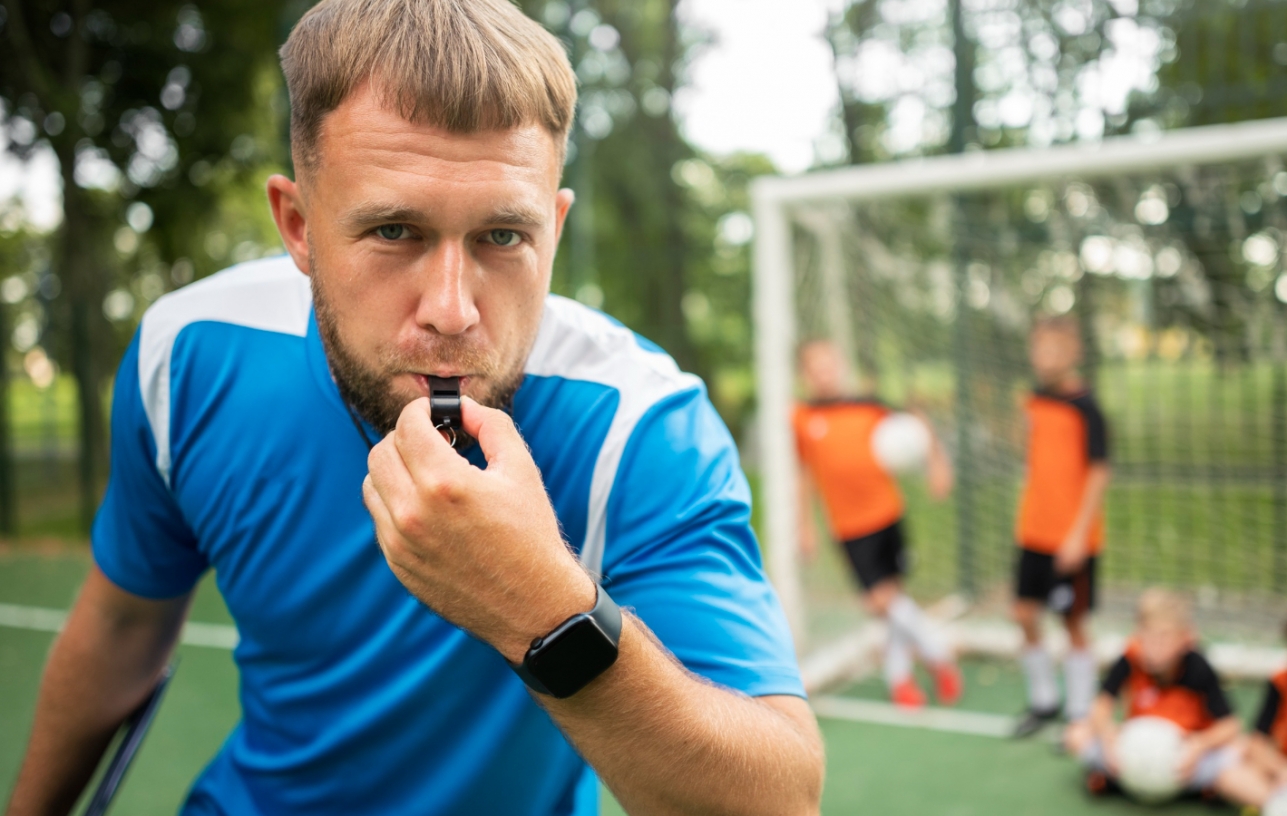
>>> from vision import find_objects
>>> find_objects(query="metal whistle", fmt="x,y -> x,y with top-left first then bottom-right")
427,376 -> 462,448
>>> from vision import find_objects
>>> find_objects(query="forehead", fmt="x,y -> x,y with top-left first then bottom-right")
801,342 -> 839,363
307,83 -> 562,193
1031,326 -> 1079,346
1139,618 -> 1188,637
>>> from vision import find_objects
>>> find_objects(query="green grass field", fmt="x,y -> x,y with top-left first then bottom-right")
0,547 -> 1266,815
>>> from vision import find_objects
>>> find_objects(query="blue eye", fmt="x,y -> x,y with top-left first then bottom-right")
376,224 -> 409,240
487,229 -> 520,247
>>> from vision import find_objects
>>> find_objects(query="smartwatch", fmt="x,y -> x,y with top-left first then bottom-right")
512,584 -> 621,699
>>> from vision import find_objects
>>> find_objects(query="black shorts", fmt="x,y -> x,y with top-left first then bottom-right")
841,521 -> 907,591
1015,547 -> 1098,615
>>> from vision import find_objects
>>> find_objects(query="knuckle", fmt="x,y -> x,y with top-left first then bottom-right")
493,409 -> 517,430
422,477 -> 459,504
390,506 -> 424,538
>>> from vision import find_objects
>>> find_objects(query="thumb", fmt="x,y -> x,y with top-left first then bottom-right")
460,396 -> 527,469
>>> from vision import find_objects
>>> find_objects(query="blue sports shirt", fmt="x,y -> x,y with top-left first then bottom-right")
92,257 -> 803,816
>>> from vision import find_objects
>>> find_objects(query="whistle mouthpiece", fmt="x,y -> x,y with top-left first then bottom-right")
427,376 -> 463,433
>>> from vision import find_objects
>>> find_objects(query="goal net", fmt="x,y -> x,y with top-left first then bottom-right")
752,118 -> 1287,690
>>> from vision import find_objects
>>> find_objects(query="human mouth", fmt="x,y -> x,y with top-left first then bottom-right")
410,373 -> 471,396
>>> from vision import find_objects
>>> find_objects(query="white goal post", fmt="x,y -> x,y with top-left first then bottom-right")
751,117 -> 1287,655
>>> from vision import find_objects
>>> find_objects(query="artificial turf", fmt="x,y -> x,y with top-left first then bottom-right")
0,549 -> 1268,815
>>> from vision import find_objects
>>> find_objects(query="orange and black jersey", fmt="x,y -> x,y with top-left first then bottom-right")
1016,388 -> 1110,555
793,399 -> 903,541
1102,644 -> 1232,732
1254,669 -> 1287,753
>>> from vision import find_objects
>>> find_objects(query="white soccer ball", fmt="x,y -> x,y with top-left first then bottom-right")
1115,717 -> 1185,804
870,412 -> 932,474
1264,789 -> 1287,816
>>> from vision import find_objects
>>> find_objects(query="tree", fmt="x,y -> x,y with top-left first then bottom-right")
1,0 -> 288,529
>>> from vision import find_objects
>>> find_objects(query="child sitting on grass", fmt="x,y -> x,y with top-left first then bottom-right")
1063,588 -> 1271,807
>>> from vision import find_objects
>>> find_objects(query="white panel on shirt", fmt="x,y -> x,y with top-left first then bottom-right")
138,256 -> 312,486
525,296 -> 703,575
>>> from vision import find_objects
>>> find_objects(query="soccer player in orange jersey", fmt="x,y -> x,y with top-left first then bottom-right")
1012,316 -> 1112,737
793,340 -> 962,708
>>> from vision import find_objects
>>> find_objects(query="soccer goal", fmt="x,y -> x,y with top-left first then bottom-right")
752,118 -> 1287,690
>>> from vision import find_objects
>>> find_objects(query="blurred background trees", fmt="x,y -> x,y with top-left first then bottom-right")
1,0 -> 294,533
0,0 -> 1284,537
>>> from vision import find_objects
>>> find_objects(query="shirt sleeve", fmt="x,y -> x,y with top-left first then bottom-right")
91,331 -> 207,598
1183,653 -> 1233,720
1101,656 -> 1131,697
1256,681 -> 1282,735
1079,396 -> 1109,462
601,387 -> 805,699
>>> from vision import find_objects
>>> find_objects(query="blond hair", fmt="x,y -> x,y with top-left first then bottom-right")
1031,314 -> 1080,339
1137,588 -> 1192,630
280,0 -> 577,171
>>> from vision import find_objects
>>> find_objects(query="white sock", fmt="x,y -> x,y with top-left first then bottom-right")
887,593 -> 949,665
1021,646 -> 1060,712
1064,648 -> 1097,721
884,626 -> 914,688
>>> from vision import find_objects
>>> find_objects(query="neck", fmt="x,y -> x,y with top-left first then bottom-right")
1043,373 -> 1083,394
809,387 -> 844,401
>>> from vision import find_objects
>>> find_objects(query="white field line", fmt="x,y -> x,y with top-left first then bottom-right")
945,619 -> 1287,681
804,614 -> 1287,696
811,695 -> 1018,738
0,603 -> 239,650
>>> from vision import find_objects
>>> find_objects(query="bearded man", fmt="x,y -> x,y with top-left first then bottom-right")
5,1 -> 822,815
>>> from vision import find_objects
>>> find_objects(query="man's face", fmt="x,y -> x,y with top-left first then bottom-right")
269,83 -> 573,434
800,342 -> 845,400
1029,327 -> 1081,388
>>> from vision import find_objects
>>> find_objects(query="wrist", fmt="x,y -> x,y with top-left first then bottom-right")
511,583 -> 623,698
496,569 -> 598,664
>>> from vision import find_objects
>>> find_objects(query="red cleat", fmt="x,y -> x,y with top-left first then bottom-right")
1085,770 -> 1109,797
890,679 -> 927,709
933,662 -> 964,706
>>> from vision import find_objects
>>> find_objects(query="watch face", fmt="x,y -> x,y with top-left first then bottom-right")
527,617 -> 619,698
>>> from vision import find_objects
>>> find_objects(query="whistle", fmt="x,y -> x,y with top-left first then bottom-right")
428,376 -> 462,447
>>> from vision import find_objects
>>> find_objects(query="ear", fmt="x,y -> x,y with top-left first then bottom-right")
267,174 -> 311,276
552,188 -> 575,245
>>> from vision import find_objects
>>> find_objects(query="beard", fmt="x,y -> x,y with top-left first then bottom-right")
310,268 -> 527,444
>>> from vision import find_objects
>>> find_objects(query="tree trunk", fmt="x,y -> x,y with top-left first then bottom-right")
56,149 -> 107,533
649,0 -> 698,376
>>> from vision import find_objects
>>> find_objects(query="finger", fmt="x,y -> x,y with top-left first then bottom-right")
362,475 -> 396,558
393,397 -> 461,485
460,396 -> 527,470
367,434 -> 422,522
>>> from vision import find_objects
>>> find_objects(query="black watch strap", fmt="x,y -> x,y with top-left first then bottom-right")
512,584 -> 622,698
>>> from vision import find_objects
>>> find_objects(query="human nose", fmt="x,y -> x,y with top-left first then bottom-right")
415,238 -> 480,336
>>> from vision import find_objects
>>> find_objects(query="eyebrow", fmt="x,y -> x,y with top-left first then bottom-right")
484,205 -> 546,228
339,205 -> 427,231
338,203 -> 547,231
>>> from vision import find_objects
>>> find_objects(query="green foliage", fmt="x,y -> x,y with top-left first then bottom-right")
522,0 -> 778,435
1,0 -> 293,527
1,0 -> 290,354
1141,0 -> 1287,130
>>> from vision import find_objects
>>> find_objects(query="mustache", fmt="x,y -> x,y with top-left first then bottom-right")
376,338 -> 499,376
